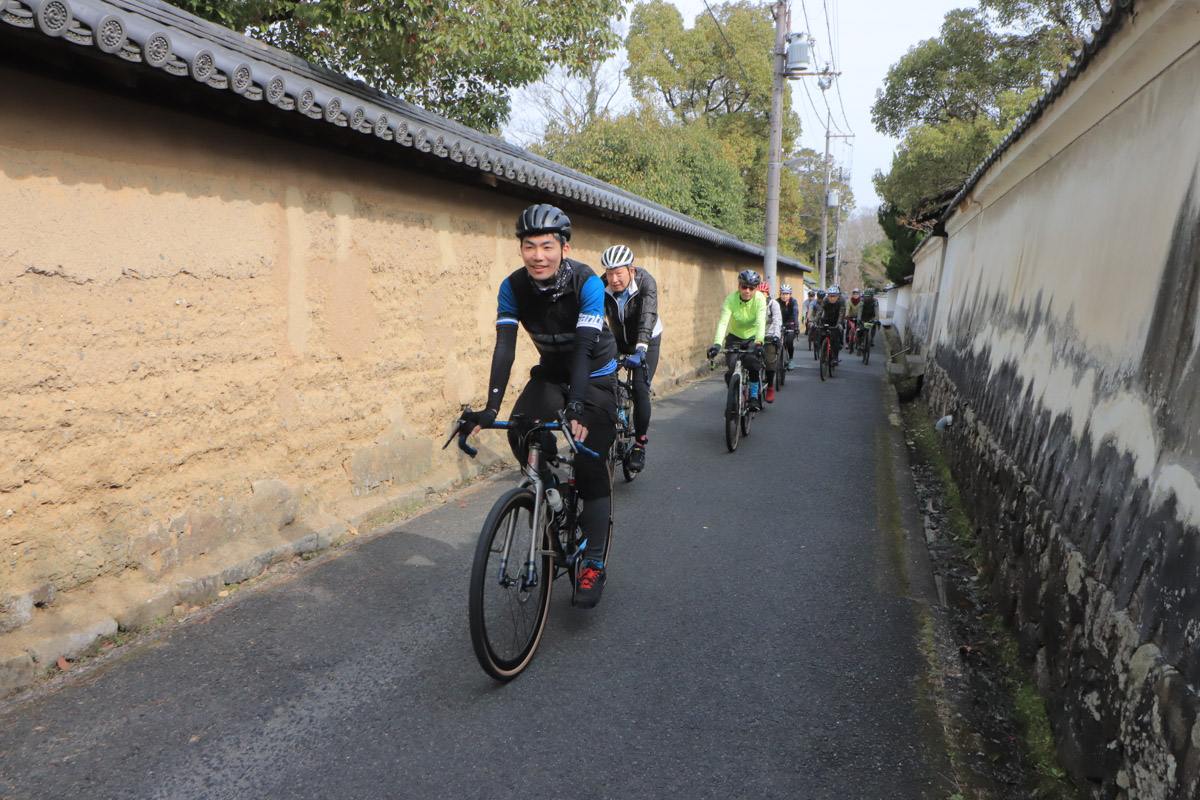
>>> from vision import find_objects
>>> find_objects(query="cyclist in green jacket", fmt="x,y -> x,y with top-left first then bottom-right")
706,270 -> 768,410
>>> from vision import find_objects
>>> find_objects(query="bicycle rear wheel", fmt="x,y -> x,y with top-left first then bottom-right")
468,487 -> 552,681
725,371 -> 741,452
619,394 -> 638,483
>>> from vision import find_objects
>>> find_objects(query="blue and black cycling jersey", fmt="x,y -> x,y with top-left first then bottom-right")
485,258 -> 618,413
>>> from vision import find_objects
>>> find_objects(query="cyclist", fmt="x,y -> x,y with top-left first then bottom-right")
814,285 -> 847,364
806,289 -> 826,329
844,288 -> 863,352
760,280 -> 782,403
459,204 -> 616,608
706,270 -> 767,410
778,284 -> 801,370
860,288 -> 879,345
600,244 -> 662,472
802,289 -> 818,332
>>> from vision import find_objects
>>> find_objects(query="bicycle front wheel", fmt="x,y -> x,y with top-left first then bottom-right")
725,371 -> 742,452
468,487 -> 552,681
862,337 -> 871,365
819,343 -> 829,382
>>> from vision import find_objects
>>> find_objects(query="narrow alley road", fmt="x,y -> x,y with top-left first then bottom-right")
0,345 -> 947,800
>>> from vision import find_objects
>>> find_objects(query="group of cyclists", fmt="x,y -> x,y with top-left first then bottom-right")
801,285 -> 881,366
458,203 -> 879,609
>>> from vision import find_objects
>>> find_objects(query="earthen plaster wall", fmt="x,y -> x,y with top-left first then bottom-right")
908,1 -> 1200,795
0,64 -> 804,679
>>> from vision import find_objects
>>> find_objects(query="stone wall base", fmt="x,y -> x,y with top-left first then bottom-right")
925,360 -> 1199,800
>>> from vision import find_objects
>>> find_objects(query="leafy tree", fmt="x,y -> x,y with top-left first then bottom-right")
626,0 -> 774,125
618,1 -> 820,257
871,8 -> 1043,138
175,0 -> 625,131
783,148 -> 852,270
877,204 -> 925,284
860,240 -> 894,288
980,0 -> 1105,66
873,118 -> 1004,222
536,110 -> 753,238
871,2 -> 1104,224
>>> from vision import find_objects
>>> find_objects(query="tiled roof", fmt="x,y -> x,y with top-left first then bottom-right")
1,0 -> 812,273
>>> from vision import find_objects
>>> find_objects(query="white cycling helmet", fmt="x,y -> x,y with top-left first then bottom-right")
780,284 -> 793,294
601,245 -> 635,270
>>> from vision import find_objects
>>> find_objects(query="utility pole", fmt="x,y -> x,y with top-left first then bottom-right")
817,106 -> 832,291
816,91 -> 853,290
762,0 -> 788,291
833,167 -> 844,286
763,23 -> 839,286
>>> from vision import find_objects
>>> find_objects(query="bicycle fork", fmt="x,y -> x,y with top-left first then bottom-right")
495,444 -> 547,593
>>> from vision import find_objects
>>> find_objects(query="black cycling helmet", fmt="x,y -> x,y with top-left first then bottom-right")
817,290 -> 826,299
737,270 -> 761,288
515,204 -> 571,242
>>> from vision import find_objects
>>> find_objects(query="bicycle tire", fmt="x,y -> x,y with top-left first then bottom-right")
819,341 -> 828,382
741,392 -> 754,437
468,487 -> 552,681
603,458 -> 615,563
618,392 -> 638,483
777,348 -> 787,387
862,338 -> 871,365
725,371 -> 741,452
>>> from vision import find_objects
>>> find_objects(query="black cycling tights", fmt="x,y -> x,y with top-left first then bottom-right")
507,371 -> 615,562
631,337 -> 661,439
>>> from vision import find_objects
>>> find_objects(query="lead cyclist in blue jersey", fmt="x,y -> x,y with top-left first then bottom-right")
459,204 -> 618,608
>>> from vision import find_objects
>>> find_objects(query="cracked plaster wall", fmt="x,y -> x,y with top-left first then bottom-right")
0,65 -> 801,636
909,12 -> 1200,799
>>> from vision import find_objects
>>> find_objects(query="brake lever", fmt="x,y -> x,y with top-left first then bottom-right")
442,418 -> 479,458
556,410 -> 601,460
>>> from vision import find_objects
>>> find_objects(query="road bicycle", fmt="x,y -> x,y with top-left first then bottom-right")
817,325 -> 839,382
447,411 -> 613,681
845,319 -> 860,355
711,344 -> 762,452
781,327 -> 798,377
858,320 -> 875,365
610,355 -> 640,482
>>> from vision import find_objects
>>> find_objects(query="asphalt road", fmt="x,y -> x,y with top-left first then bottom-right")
0,343 -> 947,800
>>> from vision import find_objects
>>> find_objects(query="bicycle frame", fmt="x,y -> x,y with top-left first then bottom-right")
447,413 -> 601,587
717,345 -> 759,412
613,358 -> 637,457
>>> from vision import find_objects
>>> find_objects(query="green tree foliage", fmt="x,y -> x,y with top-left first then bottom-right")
870,7 -> 1044,222
537,111 -> 752,239
870,8 -> 1043,138
783,148 -> 852,270
872,2 -> 1105,226
174,0 -> 624,131
877,204 -> 925,285
860,240 -> 894,288
626,0 -> 774,125
980,0 -> 1105,65
592,0 -> 814,256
